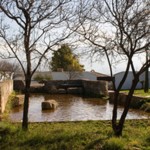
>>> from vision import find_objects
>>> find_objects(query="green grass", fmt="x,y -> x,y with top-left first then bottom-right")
133,89 -> 150,98
122,89 -> 150,98
0,120 -> 150,150
120,89 -> 150,111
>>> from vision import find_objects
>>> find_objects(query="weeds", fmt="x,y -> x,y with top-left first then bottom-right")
102,137 -> 125,150
141,102 -> 150,112
0,120 -> 150,149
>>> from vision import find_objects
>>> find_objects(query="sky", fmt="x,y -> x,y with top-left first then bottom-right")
0,40 -> 145,76
0,1 -> 148,76
80,53 -> 146,76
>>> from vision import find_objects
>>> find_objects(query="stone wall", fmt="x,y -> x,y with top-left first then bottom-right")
109,91 -> 146,109
13,79 -> 108,97
82,80 -> 108,97
44,80 -> 83,94
44,80 -> 108,97
13,80 -> 25,92
0,80 -> 13,113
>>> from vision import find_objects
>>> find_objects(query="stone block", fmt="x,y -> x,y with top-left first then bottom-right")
11,97 -> 20,107
42,100 -> 58,110
11,95 -> 24,107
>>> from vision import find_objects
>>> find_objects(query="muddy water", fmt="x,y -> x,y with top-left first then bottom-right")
10,94 -> 150,122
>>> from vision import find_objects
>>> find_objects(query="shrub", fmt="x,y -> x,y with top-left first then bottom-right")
103,137 -> 125,150
130,99 -> 145,109
127,140 -> 143,150
34,74 -> 43,81
2,91 -> 19,120
141,102 -> 150,112
34,74 -> 52,82
7,91 -> 17,109
44,74 -> 53,81
145,134 -> 150,146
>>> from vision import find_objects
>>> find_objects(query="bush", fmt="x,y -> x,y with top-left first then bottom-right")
103,137 -> 125,150
34,74 -> 52,82
7,91 -> 17,109
146,134 -> 150,145
141,102 -> 150,112
2,91 -> 19,120
127,140 -> 143,149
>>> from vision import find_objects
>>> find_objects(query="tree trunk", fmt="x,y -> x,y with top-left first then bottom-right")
112,90 -> 120,131
144,51 -> 149,93
144,68 -> 149,93
112,78 -> 139,136
112,62 -> 131,136
22,77 -> 31,130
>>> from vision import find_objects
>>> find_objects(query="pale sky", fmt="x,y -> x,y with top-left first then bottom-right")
0,2 -> 147,76
80,53 -> 146,76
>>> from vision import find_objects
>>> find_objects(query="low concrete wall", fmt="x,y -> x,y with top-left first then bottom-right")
0,80 -> 13,113
44,80 -> 83,94
109,91 -> 146,109
13,80 -> 108,97
82,80 -> 108,97
13,80 -> 25,92
44,80 -> 108,97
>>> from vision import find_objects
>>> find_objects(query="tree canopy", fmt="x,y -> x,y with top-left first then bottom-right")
50,44 -> 84,72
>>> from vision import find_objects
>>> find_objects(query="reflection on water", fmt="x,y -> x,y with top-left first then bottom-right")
10,94 -> 150,122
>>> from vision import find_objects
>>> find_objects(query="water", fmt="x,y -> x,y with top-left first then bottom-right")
10,94 -> 150,122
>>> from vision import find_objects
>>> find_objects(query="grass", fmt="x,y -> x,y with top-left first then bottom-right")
122,89 -> 150,98
0,120 -> 150,150
133,89 -> 150,98
121,89 -> 150,111
1,91 -> 150,149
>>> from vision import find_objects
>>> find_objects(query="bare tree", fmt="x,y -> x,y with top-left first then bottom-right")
75,0 -> 150,136
66,65 -> 83,80
0,60 -> 21,80
0,0 -> 74,130
0,60 -> 21,72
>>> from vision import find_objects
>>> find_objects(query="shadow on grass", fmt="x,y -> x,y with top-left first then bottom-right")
84,138 -> 104,150
19,133 -> 80,149
18,132 -> 106,149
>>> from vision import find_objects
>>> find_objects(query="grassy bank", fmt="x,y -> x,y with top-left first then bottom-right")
0,120 -> 150,150
120,89 -> 150,111
122,89 -> 150,98
133,90 -> 150,98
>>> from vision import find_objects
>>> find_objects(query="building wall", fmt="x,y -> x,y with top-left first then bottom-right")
51,72 -> 70,80
79,72 -> 97,80
0,80 -> 13,113
14,71 -> 106,81
32,72 -> 98,81
115,72 -> 150,90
